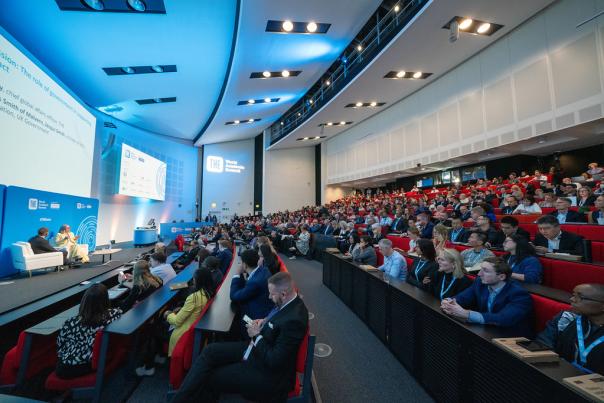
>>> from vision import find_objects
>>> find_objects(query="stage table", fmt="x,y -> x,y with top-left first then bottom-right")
323,251 -> 590,403
91,248 -> 122,264
133,228 -> 157,246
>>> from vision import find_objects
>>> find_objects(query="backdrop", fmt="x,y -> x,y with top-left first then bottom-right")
0,186 -> 99,277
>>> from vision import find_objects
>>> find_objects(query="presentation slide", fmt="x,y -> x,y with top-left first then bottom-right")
202,139 -> 254,217
0,32 -> 96,197
119,143 -> 167,201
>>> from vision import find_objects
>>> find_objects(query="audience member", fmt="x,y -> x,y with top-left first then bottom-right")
407,239 -> 438,290
171,272 -> 308,403
202,256 -> 224,293
29,227 -> 67,264
428,248 -> 472,300
474,215 -> 504,248
351,235 -> 377,266
499,216 -> 531,241
501,197 -> 519,215
588,195 -> 604,225
213,239 -> 234,274
390,210 -> 408,233
536,283 -> 604,375
377,239 -> 407,281
448,216 -> 468,243
534,215 -> 584,257
502,234 -> 543,284
577,186 -> 597,210
230,249 -> 274,321
258,244 -> 280,275
119,260 -> 163,312
55,284 -> 121,379
432,223 -> 451,251
416,212 -> 434,239
149,252 -> 177,284
460,232 -> 495,270
406,226 -> 420,254
512,195 -> 542,215
549,197 -> 584,223
441,257 -> 534,337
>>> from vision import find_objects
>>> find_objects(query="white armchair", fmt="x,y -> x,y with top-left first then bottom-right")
10,242 -> 64,277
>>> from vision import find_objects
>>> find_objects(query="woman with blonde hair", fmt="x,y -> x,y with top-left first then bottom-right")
426,248 -> 472,300
432,224 -> 451,252
120,260 -> 163,312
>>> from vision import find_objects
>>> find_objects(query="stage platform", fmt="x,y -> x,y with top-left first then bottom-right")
0,244 -> 144,317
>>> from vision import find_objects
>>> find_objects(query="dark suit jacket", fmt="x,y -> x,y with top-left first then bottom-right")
513,227 -> 531,241
390,217 -> 408,233
323,226 -> 334,236
28,235 -> 56,254
448,228 -> 468,243
249,296 -> 309,399
548,210 -> 585,223
213,248 -> 233,274
230,266 -> 274,320
533,231 -> 585,257
454,279 -> 534,337
419,222 -> 434,239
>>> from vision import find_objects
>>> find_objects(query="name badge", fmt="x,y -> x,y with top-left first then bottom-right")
268,322 -> 274,329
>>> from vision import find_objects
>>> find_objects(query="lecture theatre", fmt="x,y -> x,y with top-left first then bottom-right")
1,0 -> 604,402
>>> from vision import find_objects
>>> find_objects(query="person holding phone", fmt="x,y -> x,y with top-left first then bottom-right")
535,283 -> 604,375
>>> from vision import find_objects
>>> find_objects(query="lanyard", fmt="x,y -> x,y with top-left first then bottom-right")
440,275 -> 456,299
415,260 -> 427,280
507,255 -> 516,269
452,228 -> 461,241
576,316 -> 604,365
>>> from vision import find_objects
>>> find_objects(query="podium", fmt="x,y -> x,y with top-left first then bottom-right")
133,228 -> 157,247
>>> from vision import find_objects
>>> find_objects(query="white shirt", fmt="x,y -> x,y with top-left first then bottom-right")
151,263 -> 177,284
546,232 -> 562,252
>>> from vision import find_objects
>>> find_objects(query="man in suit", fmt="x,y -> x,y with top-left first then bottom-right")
309,219 -> 323,233
28,227 -> 67,264
448,216 -> 468,243
230,249 -> 274,321
212,239 -> 233,275
474,215 -> 505,248
533,215 -> 585,258
173,272 -> 308,403
499,216 -> 531,241
322,220 -> 336,236
441,256 -> 534,337
417,212 -> 434,239
390,210 -> 408,233
501,196 -> 519,215
548,197 -> 585,223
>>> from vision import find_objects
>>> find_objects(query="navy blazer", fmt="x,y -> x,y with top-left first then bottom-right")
420,222 -> 434,239
214,248 -> 233,275
454,279 -> 534,337
230,266 -> 274,320
323,226 -> 334,236
548,209 -> 585,223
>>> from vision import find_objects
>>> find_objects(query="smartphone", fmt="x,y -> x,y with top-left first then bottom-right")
242,315 -> 253,325
516,339 -> 550,352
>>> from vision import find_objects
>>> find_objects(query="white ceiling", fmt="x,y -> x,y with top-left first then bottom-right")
269,0 -> 557,149
195,0 -> 383,146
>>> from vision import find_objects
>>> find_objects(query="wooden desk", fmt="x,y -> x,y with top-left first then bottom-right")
91,248 -> 122,264
323,251 -> 589,402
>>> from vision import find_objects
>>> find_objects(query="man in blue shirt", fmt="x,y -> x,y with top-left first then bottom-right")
230,249 -> 274,321
377,239 -> 407,281
441,256 -> 534,337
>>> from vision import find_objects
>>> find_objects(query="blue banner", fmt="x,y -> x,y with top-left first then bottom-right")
0,186 -> 99,277
0,185 -> 5,249
159,221 -> 212,241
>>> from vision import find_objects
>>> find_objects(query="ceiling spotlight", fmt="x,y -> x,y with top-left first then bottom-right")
396,70 -> 406,78
262,71 -> 271,78
357,44 -> 363,51
280,121 -> 284,125
82,0 -> 104,10
248,118 -> 254,122
340,121 -> 346,125
121,66 -> 135,74
325,80 -> 331,86
303,137 -> 309,140
153,98 -> 162,103
297,112 -> 301,116
234,120 -> 240,124
127,0 -> 146,12
314,136 -> 320,139
327,122 -> 333,126
394,4 -> 400,12
370,101 -> 377,107
307,22 -> 317,33
477,22 -> 491,34
151,65 -> 163,73
264,97 -> 271,103
355,102 -> 363,107
247,99 -> 255,104
282,20 -> 294,32
309,99 -> 314,104
459,18 -> 473,30
413,71 -> 423,79
281,70 -> 290,77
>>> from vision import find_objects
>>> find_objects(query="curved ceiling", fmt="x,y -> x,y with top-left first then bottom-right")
269,0 -> 556,149
195,0 -> 383,146
0,0 -> 238,140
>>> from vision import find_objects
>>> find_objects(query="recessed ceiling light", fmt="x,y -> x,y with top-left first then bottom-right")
357,44 -> 363,51
303,137 -> 309,140
327,122 -> 333,126
248,118 -> 254,122
340,121 -> 346,125
355,102 -> 363,107
234,120 -> 240,124
477,22 -> 491,34
314,136 -> 320,139
264,97 -> 272,103
325,80 -> 330,86
459,18 -> 473,30
262,71 -> 271,78
127,0 -> 146,12
306,22 -> 317,33
413,71 -> 423,79
280,121 -> 284,125
309,99 -> 314,104
282,20 -> 294,32
122,66 -> 135,74
281,70 -> 290,77
151,65 -> 163,73
394,4 -> 400,12
396,70 -> 406,78
297,112 -> 301,116
370,101 -> 377,107
82,0 -> 104,11
247,99 -> 255,104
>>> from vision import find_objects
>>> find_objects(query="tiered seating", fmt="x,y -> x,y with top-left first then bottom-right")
0,331 -> 56,388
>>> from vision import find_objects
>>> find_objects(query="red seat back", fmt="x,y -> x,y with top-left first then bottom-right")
591,241 -> 604,264
541,258 -> 604,293
531,294 -> 571,332
387,236 -> 410,250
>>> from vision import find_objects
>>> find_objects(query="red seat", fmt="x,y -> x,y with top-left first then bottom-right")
387,236 -> 409,251
541,258 -> 604,293
531,294 -> 571,333
591,241 -> 604,264
375,248 -> 384,266
287,330 -> 315,402
0,331 -> 56,387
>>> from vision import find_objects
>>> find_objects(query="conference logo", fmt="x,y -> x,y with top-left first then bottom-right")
207,156 -> 224,173
75,215 -> 97,252
28,198 -> 38,210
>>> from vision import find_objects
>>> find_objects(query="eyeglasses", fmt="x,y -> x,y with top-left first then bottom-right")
572,293 -> 604,303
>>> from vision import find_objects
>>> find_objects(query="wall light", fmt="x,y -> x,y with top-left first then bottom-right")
477,22 -> 491,34
281,70 -> 290,77
250,70 -> 301,79
266,20 -> 331,34
307,22 -> 317,33
396,70 -> 406,78
282,20 -> 294,32
225,118 -> 261,125
262,71 -> 271,78
442,17 -> 502,36
318,121 -> 352,127
413,71 -> 423,79
384,71 -> 432,80
459,18 -> 473,30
